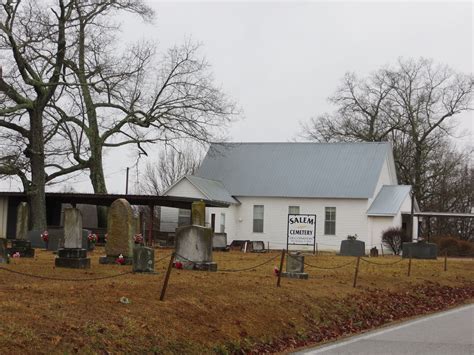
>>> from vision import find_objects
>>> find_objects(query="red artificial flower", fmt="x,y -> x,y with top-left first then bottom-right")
41,230 -> 49,242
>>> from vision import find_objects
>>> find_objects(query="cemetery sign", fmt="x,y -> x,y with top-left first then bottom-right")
287,214 -> 316,252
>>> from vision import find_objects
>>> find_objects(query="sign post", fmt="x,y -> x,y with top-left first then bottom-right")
287,214 -> 316,253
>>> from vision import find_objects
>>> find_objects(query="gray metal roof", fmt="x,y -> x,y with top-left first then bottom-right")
196,142 -> 392,198
185,175 -> 239,204
367,185 -> 412,216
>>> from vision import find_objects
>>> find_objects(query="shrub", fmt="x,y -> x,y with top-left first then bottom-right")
381,227 -> 409,255
432,236 -> 474,257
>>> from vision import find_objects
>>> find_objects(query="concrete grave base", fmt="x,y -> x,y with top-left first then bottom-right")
7,239 -> 35,258
99,255 -> 133,265
58,248 -> 87,259
178,260 -> 218,272
55,256 -> 91,269
281,272 -> 309,279
55,248 -> 90,269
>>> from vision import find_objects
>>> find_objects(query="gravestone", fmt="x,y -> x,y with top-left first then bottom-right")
15,202 -> 29,240
250,241 -> 265,253
7,239 -> 35,258
133,246 -> 154,273
175,225 -> 216,271
0,239 -> 8,263
212,233 -> 228,251
281,253 -> 308,279
8,202 -> 35,257
370,247 -> 379,257
402,241 -> 438,259
55,208 -> 90,269
339,240 -> 365,257
99,199 -> 134,265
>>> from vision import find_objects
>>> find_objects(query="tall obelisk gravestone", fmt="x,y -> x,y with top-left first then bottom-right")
55,208 -> 90,268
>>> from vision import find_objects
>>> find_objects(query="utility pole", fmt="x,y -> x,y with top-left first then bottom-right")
410,186 -> 415,241
125,167 -> 130,194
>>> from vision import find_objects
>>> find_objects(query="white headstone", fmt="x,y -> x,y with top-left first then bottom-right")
63,208 -> 83,249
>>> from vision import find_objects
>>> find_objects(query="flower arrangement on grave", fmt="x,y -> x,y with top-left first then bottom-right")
12,252 -> 21,258
173,261 -> 183,269
347,234 -> 358,241
116,254 -> 125,265
273,265 -> 280,276
87,233 -> 97,243
41,230 -> 49,243
133,233 -> 144,245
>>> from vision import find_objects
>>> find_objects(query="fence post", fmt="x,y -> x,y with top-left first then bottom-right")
160,252 -> 175,301
444,250 -> 448,272
380,243 -> 384,257
277,249 -> 285,287
407,255 -> 412,277
353,256 -> 361,288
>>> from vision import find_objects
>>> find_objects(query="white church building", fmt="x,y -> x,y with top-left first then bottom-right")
161,142 -> 419,251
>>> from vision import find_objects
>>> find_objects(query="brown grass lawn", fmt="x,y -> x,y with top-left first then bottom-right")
0,248 -> 473,354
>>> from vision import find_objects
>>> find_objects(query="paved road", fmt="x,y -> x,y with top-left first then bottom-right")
296,304 -> 474,355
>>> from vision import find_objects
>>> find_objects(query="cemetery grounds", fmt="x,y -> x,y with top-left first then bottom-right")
0,248 -> 473,354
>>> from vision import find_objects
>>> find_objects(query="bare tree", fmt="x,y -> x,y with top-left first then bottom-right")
142,146 -> 203,195
302,71 -> 399,142
1,0 -> 237,228
48,0 -> 236,225
301,58 -> 473,238
0,0 -> 73,229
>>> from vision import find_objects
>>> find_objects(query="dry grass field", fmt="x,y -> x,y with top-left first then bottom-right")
0,247 -> 473,354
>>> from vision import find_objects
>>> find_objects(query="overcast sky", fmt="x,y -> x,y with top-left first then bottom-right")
1,1 -> 472,194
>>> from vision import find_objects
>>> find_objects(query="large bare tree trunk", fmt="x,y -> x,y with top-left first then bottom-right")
89,145 -> 108,228
27,109 -> 47,230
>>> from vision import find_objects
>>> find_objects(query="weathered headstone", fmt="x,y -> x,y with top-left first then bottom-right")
402,241 -> 437,259
15,202 -> 29,240
133,246 -> 154,273
250,241 -> 265,252
99,199 -> 134,265
212,233 -> 228,251
191,201 -> 206,226
175,225 -> 217,271
339,240 -> 365,257
0,239 -> 8,263
55,208 -> 90,269
370,246 -> 379,257
281,253 -> 308,279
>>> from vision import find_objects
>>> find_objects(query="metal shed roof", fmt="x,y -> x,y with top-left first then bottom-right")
196,142 -> 392,199
0,191 -> 230,209
367,185 -> 412,216
185,175 -> 239,204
